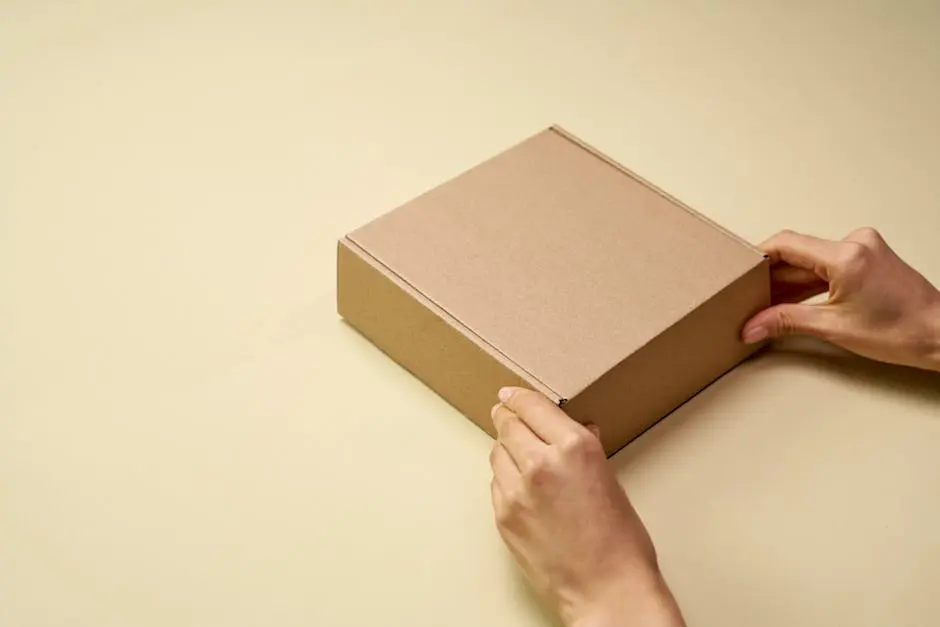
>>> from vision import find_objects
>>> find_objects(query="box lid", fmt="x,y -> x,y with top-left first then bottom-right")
347,127 -> 764,400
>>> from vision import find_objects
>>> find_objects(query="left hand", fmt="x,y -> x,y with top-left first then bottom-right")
488,387 -> 686,627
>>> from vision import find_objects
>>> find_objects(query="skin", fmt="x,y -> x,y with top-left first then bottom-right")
741,227 -> 940,369
488,228 -> 940,626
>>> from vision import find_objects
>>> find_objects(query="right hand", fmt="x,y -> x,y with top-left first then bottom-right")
742,227 -> 940,372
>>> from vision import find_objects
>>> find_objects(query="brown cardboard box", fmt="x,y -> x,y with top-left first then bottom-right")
337,126 -> 770,455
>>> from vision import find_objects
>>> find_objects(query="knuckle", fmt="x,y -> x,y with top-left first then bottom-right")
584,433 -> 605,456
521,454 -> 554,485
559,432 -> 585,454
848,226 -> 883,247
773,228 -> 800,246
559,430 -> 602,457
495,489 -> 523,526
761,229 -> 798,257
836,241 -> 872,272
494,501 -> 513,526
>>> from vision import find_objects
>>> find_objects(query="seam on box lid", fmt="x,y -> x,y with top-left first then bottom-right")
549,125 -> 764,257
342,237 -> 565,404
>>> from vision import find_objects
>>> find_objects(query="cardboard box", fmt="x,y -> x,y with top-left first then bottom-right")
337,126 -> 770,455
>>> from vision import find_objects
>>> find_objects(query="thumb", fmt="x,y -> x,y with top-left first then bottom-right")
585,423 -> 601,440
742,303 -> 836,343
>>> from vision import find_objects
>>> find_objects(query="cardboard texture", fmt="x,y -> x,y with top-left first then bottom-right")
337,126 -> 770,455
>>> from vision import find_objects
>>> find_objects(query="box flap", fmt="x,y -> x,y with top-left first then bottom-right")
348,127 -> 764,399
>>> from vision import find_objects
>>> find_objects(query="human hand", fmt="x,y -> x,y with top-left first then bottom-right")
488,387 -> 685,627
742,228 -> 940,372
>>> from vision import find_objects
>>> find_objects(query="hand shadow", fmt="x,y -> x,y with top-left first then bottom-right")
763,335 -> 940,404
610,335 -> 940,475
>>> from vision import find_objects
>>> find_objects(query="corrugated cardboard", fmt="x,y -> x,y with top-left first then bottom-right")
337,126 -> 770,455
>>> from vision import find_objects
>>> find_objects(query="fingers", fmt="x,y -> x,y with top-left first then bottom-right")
490,478 -> 506,522
772,264 -> 821,284
772,281 -> 829,306
489,441 -> 520,512
490,441 -> 519,477
489,426 -> 523,525
491,402 -> 544,470
770,264 -> 829,304
497,387 -> 585,444
742,302 -> 839,343
760,230 -> 843,281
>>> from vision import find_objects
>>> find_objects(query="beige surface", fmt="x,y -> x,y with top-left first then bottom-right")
2,2 -> 940,626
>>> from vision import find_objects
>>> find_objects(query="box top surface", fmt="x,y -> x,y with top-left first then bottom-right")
347,127 -> 764,399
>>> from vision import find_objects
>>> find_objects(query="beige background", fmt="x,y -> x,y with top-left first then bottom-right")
3,2 -> 940,626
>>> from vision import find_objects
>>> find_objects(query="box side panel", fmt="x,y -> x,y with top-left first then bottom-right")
337,239 -> 553,438
564,259 -> 771,456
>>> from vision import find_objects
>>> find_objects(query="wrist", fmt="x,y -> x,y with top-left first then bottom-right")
565,570 -> 685,627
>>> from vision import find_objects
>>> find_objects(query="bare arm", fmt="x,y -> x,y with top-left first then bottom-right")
489,388 -> 685,627
486,227 -> 940,627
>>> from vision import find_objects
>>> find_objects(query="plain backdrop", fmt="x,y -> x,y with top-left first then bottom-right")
3,2 -> 940,626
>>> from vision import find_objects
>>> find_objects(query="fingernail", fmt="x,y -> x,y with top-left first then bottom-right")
743,326 -> 768,344
498,387 -> 515,403
490,403 -> 502,420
